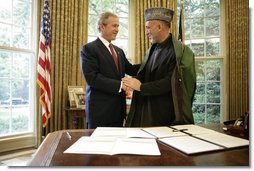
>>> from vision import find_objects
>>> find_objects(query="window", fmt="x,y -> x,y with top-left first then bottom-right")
88,0 -> 129,59
0,0 -> 36,152
180,0 -> 223,124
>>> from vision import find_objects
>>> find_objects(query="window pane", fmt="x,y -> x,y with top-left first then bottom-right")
12,109 -> 29,133
193,104 -> 205,124
0,107 -> 10,135
195,60 -> 205,81
88,15 -> 99,36
206,38 -> 220,56
13,26 -> 30,49
12,79 -> 29,102
207,82 -> 220,103
0,0 -> 12,23
205,17 -> 219,37
102,0 -> 117,11
191,39 -> 205,56
12,53 -> 30,78
191,18 -> 204,38
0,79 -> 31,135
13,0 -> 32,26
205,2 -> 219,17
184,1 -> 192,18
190,0 -> 204,17
194,82 -> 205,103
0,51 -> 11,77
0,80 -> 10,105
118,17 -> 128,37
207,104 -> 220,123
0,79 -> 10,135
192,3 -> 204,18
10,81 -> 30,134
88,0 -> 98,15
206,60 -> 221,81
116,0 -> 128,17
0,23 -> 11,47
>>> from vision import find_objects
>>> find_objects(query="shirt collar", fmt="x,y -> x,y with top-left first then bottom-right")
99,36 -> 110,47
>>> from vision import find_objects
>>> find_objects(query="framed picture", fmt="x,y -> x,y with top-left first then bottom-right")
74,92 -> 85,109
67,86 -> 84,108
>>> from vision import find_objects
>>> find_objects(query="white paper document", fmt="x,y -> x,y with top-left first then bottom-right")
91,127 -> 156,138
195,132 -> 249,148
111,138 -> 161,155
64,136 -> 116,155
64,136 -> 161,156
159,136 -> 223,154
126,128 -> 156,138
91,127 -> 126,137
171,124 -> 217,135
142,126 -> 187,138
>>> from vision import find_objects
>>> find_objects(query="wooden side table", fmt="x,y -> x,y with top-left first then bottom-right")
65,107 -> 86,129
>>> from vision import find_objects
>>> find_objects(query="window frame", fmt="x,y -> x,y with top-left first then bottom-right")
0,0 -> 37,153
181,0 -> 225,124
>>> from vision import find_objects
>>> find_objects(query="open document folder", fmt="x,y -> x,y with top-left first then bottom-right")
64,136 -> 161,156
158,124 -> 249,154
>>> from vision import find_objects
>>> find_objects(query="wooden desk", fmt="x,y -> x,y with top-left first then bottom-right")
28,124 -> 249,166
65,107 -> 86,129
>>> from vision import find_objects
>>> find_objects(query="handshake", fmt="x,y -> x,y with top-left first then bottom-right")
121,77 -> 141,99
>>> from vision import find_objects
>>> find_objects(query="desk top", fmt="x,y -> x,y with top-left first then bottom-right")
28,124 -> 249,166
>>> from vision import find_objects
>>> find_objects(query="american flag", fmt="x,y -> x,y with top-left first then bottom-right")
37,0 -> 52,127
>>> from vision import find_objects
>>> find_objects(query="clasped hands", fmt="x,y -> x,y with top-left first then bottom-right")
121,77 -> 141,92
122,77 -> 141,99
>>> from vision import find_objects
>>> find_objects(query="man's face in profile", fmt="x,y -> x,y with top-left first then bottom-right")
101,16 -> 119,42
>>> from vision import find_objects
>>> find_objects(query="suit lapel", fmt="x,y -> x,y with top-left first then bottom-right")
96,39 -> 120,75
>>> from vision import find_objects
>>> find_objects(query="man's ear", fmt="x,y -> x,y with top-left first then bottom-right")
157,21 -> 163,31
100,25 -> 103,31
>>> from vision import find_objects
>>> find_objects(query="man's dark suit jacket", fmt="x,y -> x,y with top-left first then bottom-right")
80,38 -> 140,128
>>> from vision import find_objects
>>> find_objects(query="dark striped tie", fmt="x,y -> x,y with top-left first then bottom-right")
109,43 -> 119,71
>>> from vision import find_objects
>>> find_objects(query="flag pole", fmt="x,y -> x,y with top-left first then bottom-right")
178,0 -> 185,44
